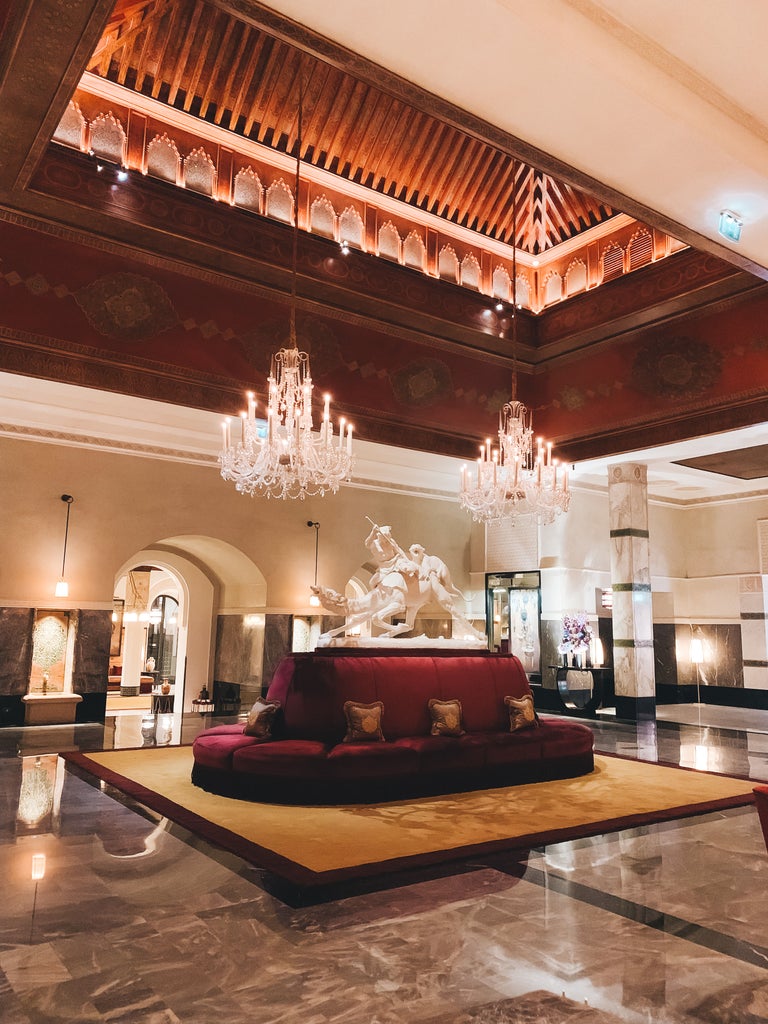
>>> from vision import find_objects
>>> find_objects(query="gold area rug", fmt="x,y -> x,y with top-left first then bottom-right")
65,747 -> 756,886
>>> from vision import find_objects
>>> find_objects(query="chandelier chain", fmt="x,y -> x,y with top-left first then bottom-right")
458,158 -> 570,525
219,57 -> 353,501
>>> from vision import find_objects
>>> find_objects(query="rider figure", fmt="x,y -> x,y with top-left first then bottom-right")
365,522 -> 420,590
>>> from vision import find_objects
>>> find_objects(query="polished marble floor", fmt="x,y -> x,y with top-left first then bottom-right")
1,705 -> 767,1024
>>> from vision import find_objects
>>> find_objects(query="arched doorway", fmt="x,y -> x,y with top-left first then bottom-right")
109,565 -> 188,729
111,538 -> 267,720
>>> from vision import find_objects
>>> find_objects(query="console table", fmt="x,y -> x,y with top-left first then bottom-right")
550,665 -> 614,716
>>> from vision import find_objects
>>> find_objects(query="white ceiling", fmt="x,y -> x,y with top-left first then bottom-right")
263,0 -> 768,276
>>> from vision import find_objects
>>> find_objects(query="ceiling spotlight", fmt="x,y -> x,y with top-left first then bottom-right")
340,240 -> 350,255
117,169 -> 129,182
96,163 -> 104,173
495,301 -> 504,312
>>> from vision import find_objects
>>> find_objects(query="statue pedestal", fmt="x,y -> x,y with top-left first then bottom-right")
317,634 -> 487,650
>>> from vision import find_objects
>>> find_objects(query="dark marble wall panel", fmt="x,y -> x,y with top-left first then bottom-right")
214,615 -> 265,705
541,620 -> 562,691
320,615 -> 345,637
653,623 -> 678,689
0,608 -> 34,695
262,614 -> 293,690
598,618 -> 613,667
73,610 -> 112,694
675,623 -> 744,689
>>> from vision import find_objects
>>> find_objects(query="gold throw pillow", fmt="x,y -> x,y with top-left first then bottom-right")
343,700 -> 385,742
505,694 -> 538,732
428,698 -> 465,736
244,699 -> 281,738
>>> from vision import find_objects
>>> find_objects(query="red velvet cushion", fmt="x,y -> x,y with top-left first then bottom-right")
232,739 -> 331,777
477,729 -> 545,765
192,728 -> 263,770
754,785 -> 768,854
326,742 -> 419,779
539,720 -> 595,759
393,733 -> 487,771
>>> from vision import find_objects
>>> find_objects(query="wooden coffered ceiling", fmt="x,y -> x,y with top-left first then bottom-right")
88,0 -> 614,255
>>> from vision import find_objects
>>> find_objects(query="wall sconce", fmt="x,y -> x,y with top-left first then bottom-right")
308,520 -> 321,606
54,494 -> 74,597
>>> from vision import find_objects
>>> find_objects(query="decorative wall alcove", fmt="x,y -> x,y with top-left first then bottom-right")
22,610 -> 83,724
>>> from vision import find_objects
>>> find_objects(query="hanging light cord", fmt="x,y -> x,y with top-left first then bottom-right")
60,494 -> 73,578
510,157 -> 518,402
308,520 -> 320,586
290,62 -> 305,349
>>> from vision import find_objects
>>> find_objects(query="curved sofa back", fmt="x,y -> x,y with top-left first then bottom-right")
266,652 -> 532,744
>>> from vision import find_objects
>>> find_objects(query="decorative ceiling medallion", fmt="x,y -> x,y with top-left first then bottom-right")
76,273 -> 178,342
390,358 -> 453,407
632,337 -> 723,398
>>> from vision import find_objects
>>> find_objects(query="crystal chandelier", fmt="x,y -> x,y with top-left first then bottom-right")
219,68 -> 353,500
459,161 -> 570,526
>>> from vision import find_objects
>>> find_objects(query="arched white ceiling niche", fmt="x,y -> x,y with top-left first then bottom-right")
149,535 -> 268,612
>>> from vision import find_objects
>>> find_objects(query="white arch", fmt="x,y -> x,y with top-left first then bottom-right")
114,548 -> 214,715
155,535 -> 267,609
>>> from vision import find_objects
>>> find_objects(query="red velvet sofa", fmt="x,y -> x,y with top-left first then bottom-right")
191,651 -> 595,804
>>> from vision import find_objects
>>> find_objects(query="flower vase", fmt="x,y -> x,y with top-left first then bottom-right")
571,651 -> 581,669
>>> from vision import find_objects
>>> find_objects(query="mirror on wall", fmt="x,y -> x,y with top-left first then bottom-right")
486,571 -> 541,679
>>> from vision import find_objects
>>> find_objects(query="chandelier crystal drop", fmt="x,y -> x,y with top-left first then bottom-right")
219,353 -> 353,500
218,59 -> 353,500
459,400 -> 570,524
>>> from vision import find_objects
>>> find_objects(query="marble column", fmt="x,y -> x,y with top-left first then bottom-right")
608,464 -> 656,720
740,575 -> 768,690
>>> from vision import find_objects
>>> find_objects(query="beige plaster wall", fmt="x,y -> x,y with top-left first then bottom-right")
3,432 -> 765,628
0,435 -> 474,611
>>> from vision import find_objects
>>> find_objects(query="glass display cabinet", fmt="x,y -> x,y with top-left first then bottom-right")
485,571 -> 541,680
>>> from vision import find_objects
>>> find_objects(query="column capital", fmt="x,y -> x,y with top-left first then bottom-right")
608,463 -> 647,484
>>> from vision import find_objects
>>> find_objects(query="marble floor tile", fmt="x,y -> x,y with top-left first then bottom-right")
1,709 -> 768,1023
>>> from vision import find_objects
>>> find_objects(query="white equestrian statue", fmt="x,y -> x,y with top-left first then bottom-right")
311,519 -> 485,642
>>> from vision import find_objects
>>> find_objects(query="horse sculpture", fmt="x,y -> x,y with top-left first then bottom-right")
311,519 -> 486,645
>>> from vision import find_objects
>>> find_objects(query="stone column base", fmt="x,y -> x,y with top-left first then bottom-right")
615,695 -> 656,722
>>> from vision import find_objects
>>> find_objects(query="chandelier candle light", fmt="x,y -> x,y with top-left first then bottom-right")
219,64 -> 353,500
459,160 -> 570,526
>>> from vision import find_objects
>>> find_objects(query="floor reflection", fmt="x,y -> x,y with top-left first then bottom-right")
0,705 -> 766,1023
